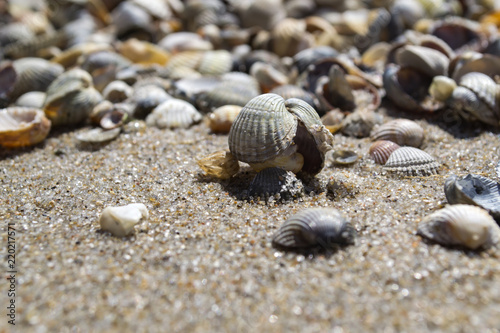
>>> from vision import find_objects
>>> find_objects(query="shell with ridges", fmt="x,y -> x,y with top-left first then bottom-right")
145,99 -> 202,129
383,146 -> 439,176
417,204 -> 500,250
370,119 -> 424,147
272,208 -> 356,250
369,140 -> 401,165
248,167 -> 304,200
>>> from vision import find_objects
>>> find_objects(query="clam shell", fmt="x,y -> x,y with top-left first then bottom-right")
197,150 -> 240,180
129,85 -> 172,118
332,150 -> 358,165
248,167 -> 304,200
447,86 -> 499,127
118,38 -> 171,66
456,72 -> 499,122
270,84 -> 318,109
272,208 -> 356,250
158,32 -> 213,53
111,2 -> 152,40
102,80 -> 133,103
395,45 -> 449,77
250,62 -> 289,93
0,107 -> 51,148
208,105 -> 242,134
197,81 -> 260,112
270,17 -> 312,57
75,127 -> 121,144
145,99 -> 202,129
370,119 -> 424,147
417,204 -> 500,250
444,174 -> 500,221
292,46 -> 339,74
383,147 -> 439,176
369,140 -> 401,165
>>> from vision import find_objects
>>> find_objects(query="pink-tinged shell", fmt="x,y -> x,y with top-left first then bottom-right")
370,119 -> 424,147
368,140 -> 401,165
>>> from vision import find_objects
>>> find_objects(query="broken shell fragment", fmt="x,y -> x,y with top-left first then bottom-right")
0,107 -> 51,148
197,151 -> 239,180
99,203 -> 149,237
417,204 -> 500,250
272,208 -> 356,250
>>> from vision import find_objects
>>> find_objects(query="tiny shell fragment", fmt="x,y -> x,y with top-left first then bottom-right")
100,203 -> 149,237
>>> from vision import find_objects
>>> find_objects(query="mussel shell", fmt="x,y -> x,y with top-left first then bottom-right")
417,204 -> 500,250
383,147 -> 439,176
370,119 -> 424,147
248,167 -> 304,200
145,99 -> 202,129
444,174 -> 500,221
272,208 -> 356,250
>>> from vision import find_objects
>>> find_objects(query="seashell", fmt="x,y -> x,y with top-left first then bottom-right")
332,150 -> 358,165
0,107 -> 51,148
450,53 -> 500,83
269,84 -> 318,109
250,62 -> 289,93
15,91 -> 46,109
131,0 -> 172,20
497,160 -> 500,180
145,99 -> 202,129
9,58 -> 64,101
444,174 -> 500,221
111,2 -> 153,41
228,94 -> 334,175
370,119 -> 424,147
305,16 -> 341,49
369,140 -> 401,165
75,127 -> 121,144
269,18 -> 313,58
78,51 -> 132,92
90,101 -> 130,129
118,39 -> 171,66
208,105 -> 242,134
417,204 -> 500,250
383,146 -> 439,176
341,109 -> 383,138
324,64 -> 356,111
248,167 -> 304,200
285,0 -> 315,18
239,0 -> 286,31
395,45 -> 449,77
430,17 -> 487,54
292,46 -> 339,74
164,50 -> 232,78
158,32 -> 213,53
0,22 -> 35,47
197,150 -> 240,180
51,42 -> 113,68
197,81 -> 260,112
99,203 -> 149,237
129,85 -> 172,118
361,42 -> 391,70
43,68 -> 103,127
102,80 -> 133,103
272,208 -> 356,250
428,75 -> 457,102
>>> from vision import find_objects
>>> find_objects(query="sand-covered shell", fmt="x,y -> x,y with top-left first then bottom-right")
0,107 -> 51,148
444,174 -> 500,221
146,99 -> 202,129
197,150 -> 240,180
228,93 -> 334,175
272,208 -> 356,250
383,147 -> 439,176
417,204 -> 500,250
248,167 -> 304,200
370,119 -> 424,147
341,109 -> 383,138
369,140 -> 401,165
208,105 -> 242,134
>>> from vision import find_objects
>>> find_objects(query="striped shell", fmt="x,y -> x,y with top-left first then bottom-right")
369,140 -> 401,165
248,167 -> 304,200
228,93 -> 334,175
146,99 -> 202,129
497,160 -> 500,180
102,80 -> 133,103
370,119 -> 424,147
444,174 -> 500,221
383,147 -> 439,176
272,208 -> 356,249
208,105 -> 242,134
0,107 -> 51,148
417,205 -> 500,250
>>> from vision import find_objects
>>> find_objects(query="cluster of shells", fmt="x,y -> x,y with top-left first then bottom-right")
2,0 -> 500,250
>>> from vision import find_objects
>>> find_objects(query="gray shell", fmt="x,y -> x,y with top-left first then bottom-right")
10,58 -> 64,100
444,174 -> 500,221
248,167 -> 303,200
145,99 -> 202,129
370,119 -> 424,147
417,204 -> 500,250
272,208 -> 356,250
383,147 -> 439,176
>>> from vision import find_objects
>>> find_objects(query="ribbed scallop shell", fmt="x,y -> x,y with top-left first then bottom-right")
0,107 -> 51,148
370,119 -> 424,147
369,140 -> 401,165
417,204 -> 500,250
272,208 -> 356,249
444,174 -> 500,221
383,147 -> 439,176
146,99 -> 202,129
248,167 -> 304,200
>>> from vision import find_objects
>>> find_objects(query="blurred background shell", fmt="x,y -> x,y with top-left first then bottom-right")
145,98 -> 202,129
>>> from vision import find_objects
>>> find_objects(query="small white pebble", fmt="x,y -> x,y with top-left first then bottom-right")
99,203 -> 149,237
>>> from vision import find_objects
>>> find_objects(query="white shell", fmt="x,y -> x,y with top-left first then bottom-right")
100,203 -> 149,237
146,99 -> 202,129
417,204 -> 500,250
383,146 -> 439,176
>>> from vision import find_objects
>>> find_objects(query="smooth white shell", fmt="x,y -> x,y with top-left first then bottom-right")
99,203 -> 149,237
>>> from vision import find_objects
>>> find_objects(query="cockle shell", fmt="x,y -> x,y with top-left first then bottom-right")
248,167 -> 304,200
369,140 -> 401,165
417,204 -> 500,250
208,105 -> 242,134
99,203 -> 149,237
370,119 -> 424,147
383,147 -> 439,176
228,93 -> 334,175
270,84 -> 318,109
118,38 -> 171,66
197,150 -> 240,180
129,85 -> 172,118
145,99 -> 202,129
272,208 -> 356,250
444,174 -> 500,221
0,107 -> 51,148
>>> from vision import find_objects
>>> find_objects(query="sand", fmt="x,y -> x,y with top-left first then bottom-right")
1,106 -> 500,333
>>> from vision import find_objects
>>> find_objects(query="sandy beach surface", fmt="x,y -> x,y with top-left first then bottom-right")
1,105 -> 500,333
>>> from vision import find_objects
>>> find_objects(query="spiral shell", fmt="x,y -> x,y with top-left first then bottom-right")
0,107 -> 51,148
370,119 -> 424,147
417,205 -> 500,250
146,99 -> 202,129
272,208 -> 356,250
228,93 -> 334,175
369,140 -> 401,165
383,147 -> 439,176
444,174 -> 500,221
